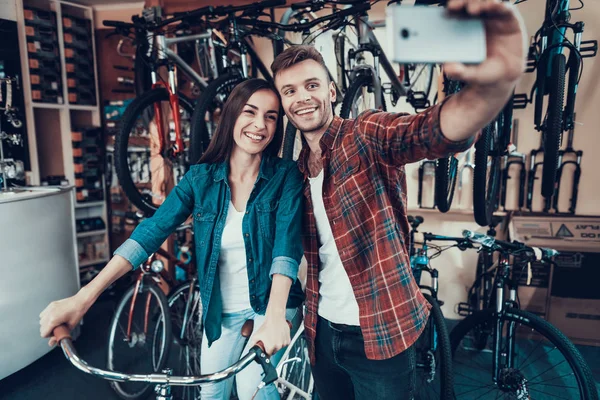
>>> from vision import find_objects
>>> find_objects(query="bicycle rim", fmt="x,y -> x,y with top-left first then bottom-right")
114,88 -> 193,216
163,281 -> 203,400
340,74 -> 387,119
107,282 -> 171,399
451,308 -> 597,399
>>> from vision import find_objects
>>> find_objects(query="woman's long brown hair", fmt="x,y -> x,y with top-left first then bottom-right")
197,79 -> 284,164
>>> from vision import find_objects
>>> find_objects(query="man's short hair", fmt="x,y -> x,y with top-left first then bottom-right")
271,45 -> 329,84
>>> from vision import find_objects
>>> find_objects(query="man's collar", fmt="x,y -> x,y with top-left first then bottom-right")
297,116 -> 344,175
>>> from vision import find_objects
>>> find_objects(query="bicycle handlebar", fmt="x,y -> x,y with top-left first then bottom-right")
291,0 -> 366,11
238,2 -> 369,32
53,322 -> 290,386
462,230 -> 559,261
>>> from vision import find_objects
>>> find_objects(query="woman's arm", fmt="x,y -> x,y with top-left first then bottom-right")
40,169 -> 198,345
39,255 -> 132,345
251,162 -> 304,355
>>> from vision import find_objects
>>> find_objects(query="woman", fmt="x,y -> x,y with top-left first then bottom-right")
39,78 -> 304,400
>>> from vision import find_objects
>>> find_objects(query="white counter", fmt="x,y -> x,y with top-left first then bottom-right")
0,187 -> 79,379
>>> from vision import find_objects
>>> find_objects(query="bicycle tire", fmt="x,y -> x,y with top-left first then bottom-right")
281,121 -> 298,161
163,281 -> 203,400
189,72 -> 246,164
340,74 -> 387,119
541,54 -> 566,198
473,120 -> 502,226
134,45 -> 152,97
450,308 -> 598,399
114,88 -> 194,216
107,280 -> 172,400
434,156 -> 458,213
414,293 -> 453,400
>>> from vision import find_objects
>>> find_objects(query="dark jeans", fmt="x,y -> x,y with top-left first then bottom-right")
312,316 -> 416,400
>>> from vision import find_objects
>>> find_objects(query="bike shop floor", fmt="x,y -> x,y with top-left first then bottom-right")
1,295 -> 599,399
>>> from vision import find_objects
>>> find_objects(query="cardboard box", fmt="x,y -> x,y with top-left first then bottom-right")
548,297 -> 600,346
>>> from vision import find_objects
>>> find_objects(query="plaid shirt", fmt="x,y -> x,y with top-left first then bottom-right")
297,102 -> 474,362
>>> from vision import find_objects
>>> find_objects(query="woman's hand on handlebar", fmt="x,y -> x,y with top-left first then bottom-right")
249,314 -> 291,356
39,292 -> 91,347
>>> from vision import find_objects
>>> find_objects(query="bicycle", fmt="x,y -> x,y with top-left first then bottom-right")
513,0 -> 597,200
53,320 -> 287,400
106,216 -> 201,400
189,1 -> 369,164
408,215 -> 475,400
338,1 -> 436,119
104,9 -> 218,216
450,229 -> 599,399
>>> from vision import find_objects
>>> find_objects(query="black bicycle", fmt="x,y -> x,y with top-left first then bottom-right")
408,216 -> 474,400
450,230 -> 598,399
513,0 -> 597,199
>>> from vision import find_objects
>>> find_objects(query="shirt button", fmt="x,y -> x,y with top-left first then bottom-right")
250,279 -> 255,284
245,233 -> 249,237
251,295 -> 256,300
196,213 -> 201,217
245,210 -> 249,214
312,293 -> 316,298
248,258 -> 253,262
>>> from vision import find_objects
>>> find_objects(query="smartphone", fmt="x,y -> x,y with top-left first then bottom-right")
386,6 -> 486,64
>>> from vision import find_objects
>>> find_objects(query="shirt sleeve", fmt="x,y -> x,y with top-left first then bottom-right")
269,162 -> 304,282
357,97 -> 475,167
113,170 -> 195,270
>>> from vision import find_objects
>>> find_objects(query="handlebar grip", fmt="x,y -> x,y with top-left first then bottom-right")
53,325 -> 72,343
103,20 -> 134,28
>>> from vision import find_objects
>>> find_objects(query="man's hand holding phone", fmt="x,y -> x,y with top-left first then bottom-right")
444,0 -> 527,87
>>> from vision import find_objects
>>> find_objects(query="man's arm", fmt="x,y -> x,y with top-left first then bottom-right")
440,0 -> 527,142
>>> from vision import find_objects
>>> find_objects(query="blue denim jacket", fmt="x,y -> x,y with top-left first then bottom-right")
114,155 -> 305,345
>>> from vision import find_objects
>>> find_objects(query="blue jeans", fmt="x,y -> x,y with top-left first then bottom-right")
312,316 -> 416,400
200,307 -> 299,400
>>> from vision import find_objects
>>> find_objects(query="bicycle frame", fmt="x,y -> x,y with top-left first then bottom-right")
347,13 -> 408,109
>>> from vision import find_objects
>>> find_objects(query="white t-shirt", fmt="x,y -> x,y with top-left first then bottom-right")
218,201 -> 252,313
309,169 -> 360,325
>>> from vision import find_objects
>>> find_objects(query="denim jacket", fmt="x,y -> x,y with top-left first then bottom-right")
114,155 -> 305,345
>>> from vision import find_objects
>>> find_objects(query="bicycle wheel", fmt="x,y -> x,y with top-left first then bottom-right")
107,280 -> 172,400
276,325 -> 315,400
473,119 -> 502,227
450,308 -> 598,399
114,88 -> 193,216
340,74 -> 387,119
162,281 -> 203,400
281,121 -> 298,161
434,156 -> 458,213
414,293 -> 453,400
189,72 -> 245,164
541,54 -> 566,198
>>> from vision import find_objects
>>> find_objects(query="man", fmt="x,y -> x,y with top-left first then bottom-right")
271,0 -> 526,398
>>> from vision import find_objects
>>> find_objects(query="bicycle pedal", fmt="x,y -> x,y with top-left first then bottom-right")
512,93 -> 529,109
580,39 -> 598,58
456,302 -> 473,317
382,82 -> 394,95
408,91 -> 430,110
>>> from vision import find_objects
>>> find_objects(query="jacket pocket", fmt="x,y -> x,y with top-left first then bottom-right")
256,200 -> 278,240
193,208 -> 217,246
332,154 -> 361,187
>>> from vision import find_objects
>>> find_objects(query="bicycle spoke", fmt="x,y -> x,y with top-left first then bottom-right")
528,387 -> 572,399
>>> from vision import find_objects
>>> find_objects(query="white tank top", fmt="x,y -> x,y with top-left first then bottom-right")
218,201 -> 252,313
309,169 -> 360,325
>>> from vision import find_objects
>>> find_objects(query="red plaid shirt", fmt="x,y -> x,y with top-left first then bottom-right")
297,102 -> 474,362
